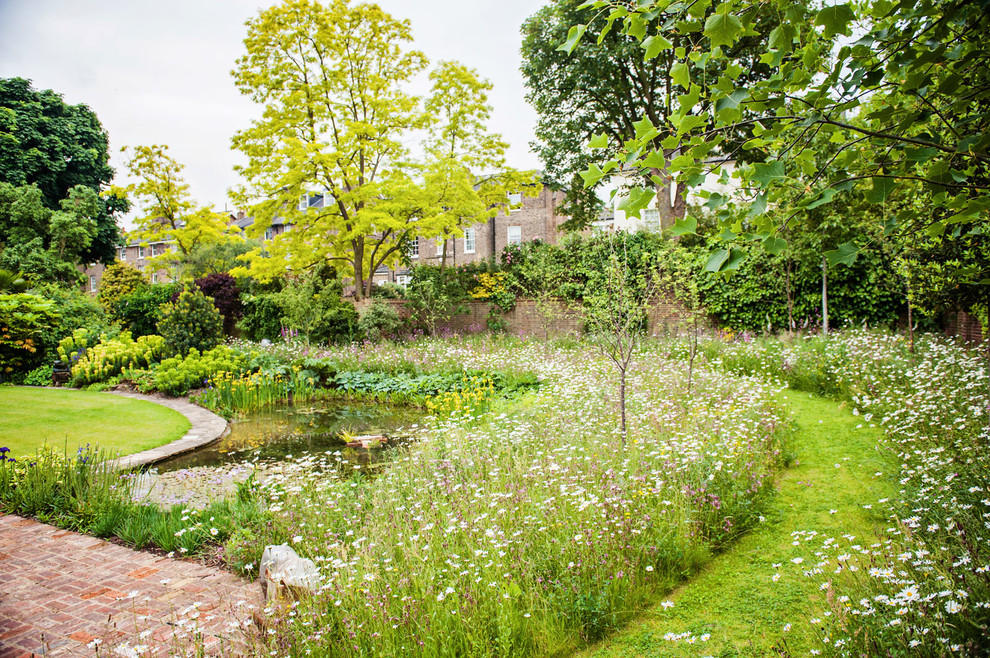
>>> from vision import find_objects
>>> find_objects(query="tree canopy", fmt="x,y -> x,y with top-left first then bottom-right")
0,182 -> 103,284
121,144 -> 239,279
230,0 -> 531,299
0,77 -> 124,267
521,0 -> 777,230
564,0 -> 989,284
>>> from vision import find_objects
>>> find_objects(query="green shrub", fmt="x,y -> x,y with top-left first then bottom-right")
358,301 -> 403,341
151,345 -> 250,396
280,267 -> 359,344
70,332 -> 166,386
98,262 -> 147,321
113,283 -> 180,337
22,364 -> 52,386
238,293 -> 284,342
157,289 -> 224,356
0,293 -> 59,377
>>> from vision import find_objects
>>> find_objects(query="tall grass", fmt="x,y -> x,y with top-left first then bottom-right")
247,340 -> 788,655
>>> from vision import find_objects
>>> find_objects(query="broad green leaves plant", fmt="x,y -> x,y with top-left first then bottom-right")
565,0 -> 990,280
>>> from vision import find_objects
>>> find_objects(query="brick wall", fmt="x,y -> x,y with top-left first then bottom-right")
352,293 -> 699,338
944,310 -> 986,343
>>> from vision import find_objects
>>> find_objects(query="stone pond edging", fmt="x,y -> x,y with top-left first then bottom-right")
106,391 -> 228,470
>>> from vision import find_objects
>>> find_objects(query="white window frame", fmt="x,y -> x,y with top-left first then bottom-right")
138,245 -> 145,259
507,226 -> 522,246
436,238 -> 445,257
89,275 -> 97,292
119,247 -> 127,261
151,272 -> 159,284
641,208 -> 661,231
396,274 -> 412,287
464,228 -> 476,254
507,192 -> 522,211
408,237 -> 419,259
265,227 -> 275,241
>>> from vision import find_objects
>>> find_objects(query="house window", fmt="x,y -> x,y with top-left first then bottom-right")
436,239 -> 445,257
265,227 -> 275,241
138,246 -> 145,259
507,226 -> 522,246
396,274 -> 412,287
408,237 -> 419,259
641,208 -> 661,231
464,228 -> 476,254
118,248 -> 127,261
151,272 -> 159,284
507,192 -> 522,211
298,192 -> 326,210
89,275 -> 97,292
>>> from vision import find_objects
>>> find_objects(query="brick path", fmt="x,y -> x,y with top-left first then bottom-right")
0,515 -> 259,657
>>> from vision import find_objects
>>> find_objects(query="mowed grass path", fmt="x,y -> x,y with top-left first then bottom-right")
0,387 -> 190,458
581,391 -> 897,657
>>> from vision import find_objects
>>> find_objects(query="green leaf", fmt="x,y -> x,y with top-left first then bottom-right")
746,192 -> 768,217
815,4 -> 856,38
588,133 -> 609,149
640,150 -> 666,170
762,235 -> 787,255
557,25 -> 587,55
866,177 -> 896,203
642,35 -> 673,60
825,241 -> 860,267
633,116 -> 658,141
703,12 -> 742,49
670,216 -> 697,236
705,248 -> 730,272
616,187 -> 656,217
723,248 -> 748,271
751,161 -> 786,186
670,62 -> 691,89
768,24 -> 797,52
579,163 -> 604,188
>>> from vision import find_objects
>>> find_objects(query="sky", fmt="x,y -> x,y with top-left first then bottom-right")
0,0 -> 551,221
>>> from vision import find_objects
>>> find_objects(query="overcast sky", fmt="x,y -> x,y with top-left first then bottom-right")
0,0 -> 550,220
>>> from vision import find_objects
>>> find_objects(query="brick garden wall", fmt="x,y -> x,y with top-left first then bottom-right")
352,294 -> 697,338
943,310 -> 986,343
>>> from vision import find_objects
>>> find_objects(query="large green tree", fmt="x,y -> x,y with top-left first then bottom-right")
565,0 -> 989,284
521,0 -> 777,230
0,77 -> 124,266
0,182 -> 102,284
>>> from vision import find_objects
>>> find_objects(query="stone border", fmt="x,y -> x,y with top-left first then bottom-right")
106,391 -> 228,469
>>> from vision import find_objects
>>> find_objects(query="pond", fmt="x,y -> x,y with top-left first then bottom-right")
154,400 -> 425,472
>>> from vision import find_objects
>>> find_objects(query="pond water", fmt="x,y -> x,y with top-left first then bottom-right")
154,400 -> 425,472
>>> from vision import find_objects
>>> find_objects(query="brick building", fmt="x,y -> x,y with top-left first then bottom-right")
377,184 -> 568,285
80,238 -> 177,294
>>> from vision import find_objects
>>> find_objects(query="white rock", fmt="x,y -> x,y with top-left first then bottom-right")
260,544 -> 322,601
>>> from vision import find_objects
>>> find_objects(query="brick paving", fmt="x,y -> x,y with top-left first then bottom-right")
0,515 -> 260,657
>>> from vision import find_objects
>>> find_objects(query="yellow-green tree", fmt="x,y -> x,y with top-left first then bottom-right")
121,144 -> 238,278
230,0 -> 428,299
230,0 -> 533,298
421,62 -> 537,269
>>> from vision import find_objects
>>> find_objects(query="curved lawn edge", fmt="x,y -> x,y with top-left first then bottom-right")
107,391 -> 228,470
578,391 -> 897,657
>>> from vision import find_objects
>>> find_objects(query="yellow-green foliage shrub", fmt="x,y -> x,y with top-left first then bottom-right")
71,332 -> 166,386
151,345 -> 249,396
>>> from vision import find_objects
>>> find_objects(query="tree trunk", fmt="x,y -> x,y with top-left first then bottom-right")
785,259 -> 795,331
822,255 -> 829,335
906,276 -> 915,354
619,367 -> 627,446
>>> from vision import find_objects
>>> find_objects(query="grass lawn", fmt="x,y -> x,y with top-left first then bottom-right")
580,391 -> 897,657
0,386 -> 191,459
